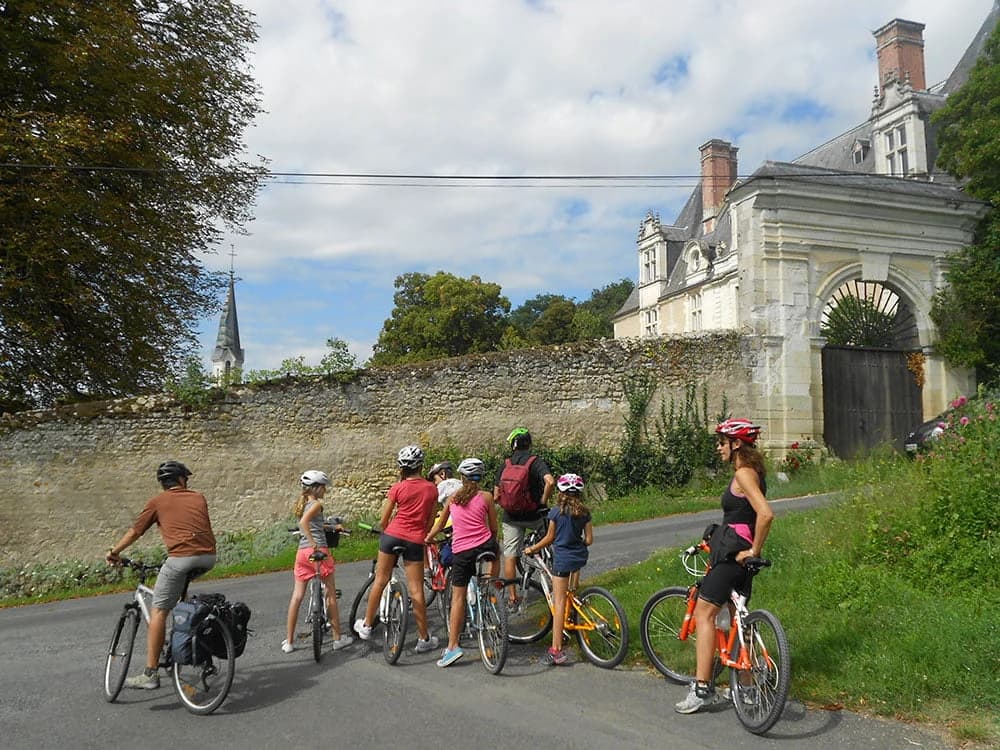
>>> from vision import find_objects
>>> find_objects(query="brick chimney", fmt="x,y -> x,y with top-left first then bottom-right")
700,139 -> 738,232
874,18 -> 927,92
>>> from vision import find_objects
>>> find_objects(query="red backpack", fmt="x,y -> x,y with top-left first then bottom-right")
497,456 -> 538,514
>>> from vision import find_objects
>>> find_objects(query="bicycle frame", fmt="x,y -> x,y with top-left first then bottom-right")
522,551 -> 599,633
677,584 -> 755,671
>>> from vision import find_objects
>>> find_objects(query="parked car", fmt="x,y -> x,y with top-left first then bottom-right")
903,395 -> 976,455
903,413 -> 949,455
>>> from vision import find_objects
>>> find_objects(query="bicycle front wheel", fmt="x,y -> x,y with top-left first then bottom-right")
103,607 -> 140,702
436,568 -> 453,626
382,579 -> 409,665
506,567 -> 553,644
476,580 -> 509,674
310,578 -> 324,662
173,619 -> 235,715
573,586 -> 629,669
639,586 -> 697,683
731,609 -> 791,735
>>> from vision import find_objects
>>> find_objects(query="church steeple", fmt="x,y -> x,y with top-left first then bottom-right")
211,250 -> 245,382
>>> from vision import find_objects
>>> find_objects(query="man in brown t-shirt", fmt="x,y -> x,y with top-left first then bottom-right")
106,460 -> 216,690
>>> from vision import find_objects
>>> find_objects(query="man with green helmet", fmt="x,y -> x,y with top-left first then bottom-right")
494,428 -> 554,598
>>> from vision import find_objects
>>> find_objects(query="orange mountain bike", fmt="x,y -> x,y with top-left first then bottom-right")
639,540 -> 790,735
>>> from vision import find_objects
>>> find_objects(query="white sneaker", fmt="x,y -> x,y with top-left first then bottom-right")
281,639 -> 295,653
675,683 -> 719,714
414,635 -> 439,653
332,634 -> 354,650
354,619 -> 372,640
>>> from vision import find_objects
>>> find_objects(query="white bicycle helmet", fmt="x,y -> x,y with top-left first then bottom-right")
397,445 -> 425,469
556,473 -> 585,493
457,457 -> 485,480
437,478 -> 462,504
301,469 -> 330,487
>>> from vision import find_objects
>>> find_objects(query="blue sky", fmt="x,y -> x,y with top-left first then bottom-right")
197,0 -> 995,372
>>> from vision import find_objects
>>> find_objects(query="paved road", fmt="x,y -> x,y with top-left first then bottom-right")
0,493 -> 954,749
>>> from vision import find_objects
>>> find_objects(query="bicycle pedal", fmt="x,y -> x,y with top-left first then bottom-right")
335,589 -> 343,599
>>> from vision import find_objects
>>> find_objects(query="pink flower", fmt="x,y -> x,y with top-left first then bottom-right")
790,442 -> 800,450
952,395 -> 968,408
960,416 -> 970,426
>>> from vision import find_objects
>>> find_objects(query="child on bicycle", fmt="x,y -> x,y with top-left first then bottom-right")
283,470 -> 353,653
424,458 -> 500,667
674,418 -> 774,714
355,445 -> 440,654
524,473 -> 593,666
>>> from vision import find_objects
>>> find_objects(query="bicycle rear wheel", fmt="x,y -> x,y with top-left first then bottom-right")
310,578 -> 324,662
573,586 -> 629,668
349,574 -> 378,637
103,607 -> 140,702
731,609 -> 791,735
476,580 -> 509,674
639,586 -> 697,683
173,618 -> 235,715
382,578 -> 409,665
506,566 -> 553,644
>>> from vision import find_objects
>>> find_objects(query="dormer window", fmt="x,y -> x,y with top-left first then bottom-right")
885,125 -> 908,175
689,248 -> 701,272
852,139 -> 871,165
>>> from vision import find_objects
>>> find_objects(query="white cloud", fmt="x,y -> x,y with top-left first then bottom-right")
200,0 -> 996,370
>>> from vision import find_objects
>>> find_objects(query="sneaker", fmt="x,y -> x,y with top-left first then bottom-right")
723,685 -> 757,706
542,647 -> 568,666
354,619 -> 372,640
331,634 -> 354,651
414,635 -> 439,653
436,647 -> 464,667
281,639 -> 295,653
675,682 -> 719,714
124,669 -> 160,690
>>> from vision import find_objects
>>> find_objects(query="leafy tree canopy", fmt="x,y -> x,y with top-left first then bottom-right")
930,18 -> 1000,383
370,272 -> 510,366
575,278 -> 634,339
0,0 -> 266,412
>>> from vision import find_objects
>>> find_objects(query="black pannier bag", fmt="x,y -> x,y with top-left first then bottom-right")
190,593 -> 253,659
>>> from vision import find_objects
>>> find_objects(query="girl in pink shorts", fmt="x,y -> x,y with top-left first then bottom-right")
283,470 -> 353,653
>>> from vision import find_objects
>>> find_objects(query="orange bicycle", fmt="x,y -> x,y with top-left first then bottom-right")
507,545 -> 628,668
639,540 -> 790,734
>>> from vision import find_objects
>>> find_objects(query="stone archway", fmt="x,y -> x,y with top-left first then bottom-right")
819,278 -> 923,457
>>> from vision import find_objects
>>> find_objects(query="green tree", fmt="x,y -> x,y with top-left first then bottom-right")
574,278 -> 634,339
370,272 -> 510,366
509,294 -> 569,339
930,18 -> 1000,383
0,1 -> 266,412
528,297 -> 577,344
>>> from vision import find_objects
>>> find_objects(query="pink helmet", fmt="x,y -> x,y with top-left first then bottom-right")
556,473 -> 585,493
715,418 -> 762,445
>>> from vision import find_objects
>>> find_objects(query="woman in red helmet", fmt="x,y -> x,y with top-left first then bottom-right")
675,418 -> 775,715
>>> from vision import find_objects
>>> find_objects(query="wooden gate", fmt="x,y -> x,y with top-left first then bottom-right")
821,346 -> 922,458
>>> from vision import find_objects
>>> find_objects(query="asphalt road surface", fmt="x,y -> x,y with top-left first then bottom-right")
0,493 -> 954,749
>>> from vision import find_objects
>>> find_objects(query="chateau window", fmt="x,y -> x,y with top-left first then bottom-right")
885,125 -> 908,176
642,307 -> 659,337
691,293 -> 703,331
641,247 -> 657,283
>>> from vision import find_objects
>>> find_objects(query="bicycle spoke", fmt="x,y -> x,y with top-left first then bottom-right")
639,587 -> 697,683
731,610 -> 791,735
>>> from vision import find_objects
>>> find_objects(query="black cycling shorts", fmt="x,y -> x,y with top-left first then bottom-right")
449,539 -> 499,587
379,533 -> 424,563
698,560 -> 752,606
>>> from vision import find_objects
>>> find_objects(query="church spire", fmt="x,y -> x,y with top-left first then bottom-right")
211,248 -> 245,382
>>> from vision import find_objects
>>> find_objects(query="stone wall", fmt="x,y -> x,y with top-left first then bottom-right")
0,333 -> 756,567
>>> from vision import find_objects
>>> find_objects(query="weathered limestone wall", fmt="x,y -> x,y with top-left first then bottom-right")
0,334 -> 756,567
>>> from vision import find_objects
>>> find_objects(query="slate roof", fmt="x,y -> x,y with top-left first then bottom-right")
212,275 -> 244,365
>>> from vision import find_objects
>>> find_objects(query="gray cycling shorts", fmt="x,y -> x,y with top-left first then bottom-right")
152,554 -> 216,610
501,519 -> 543,558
